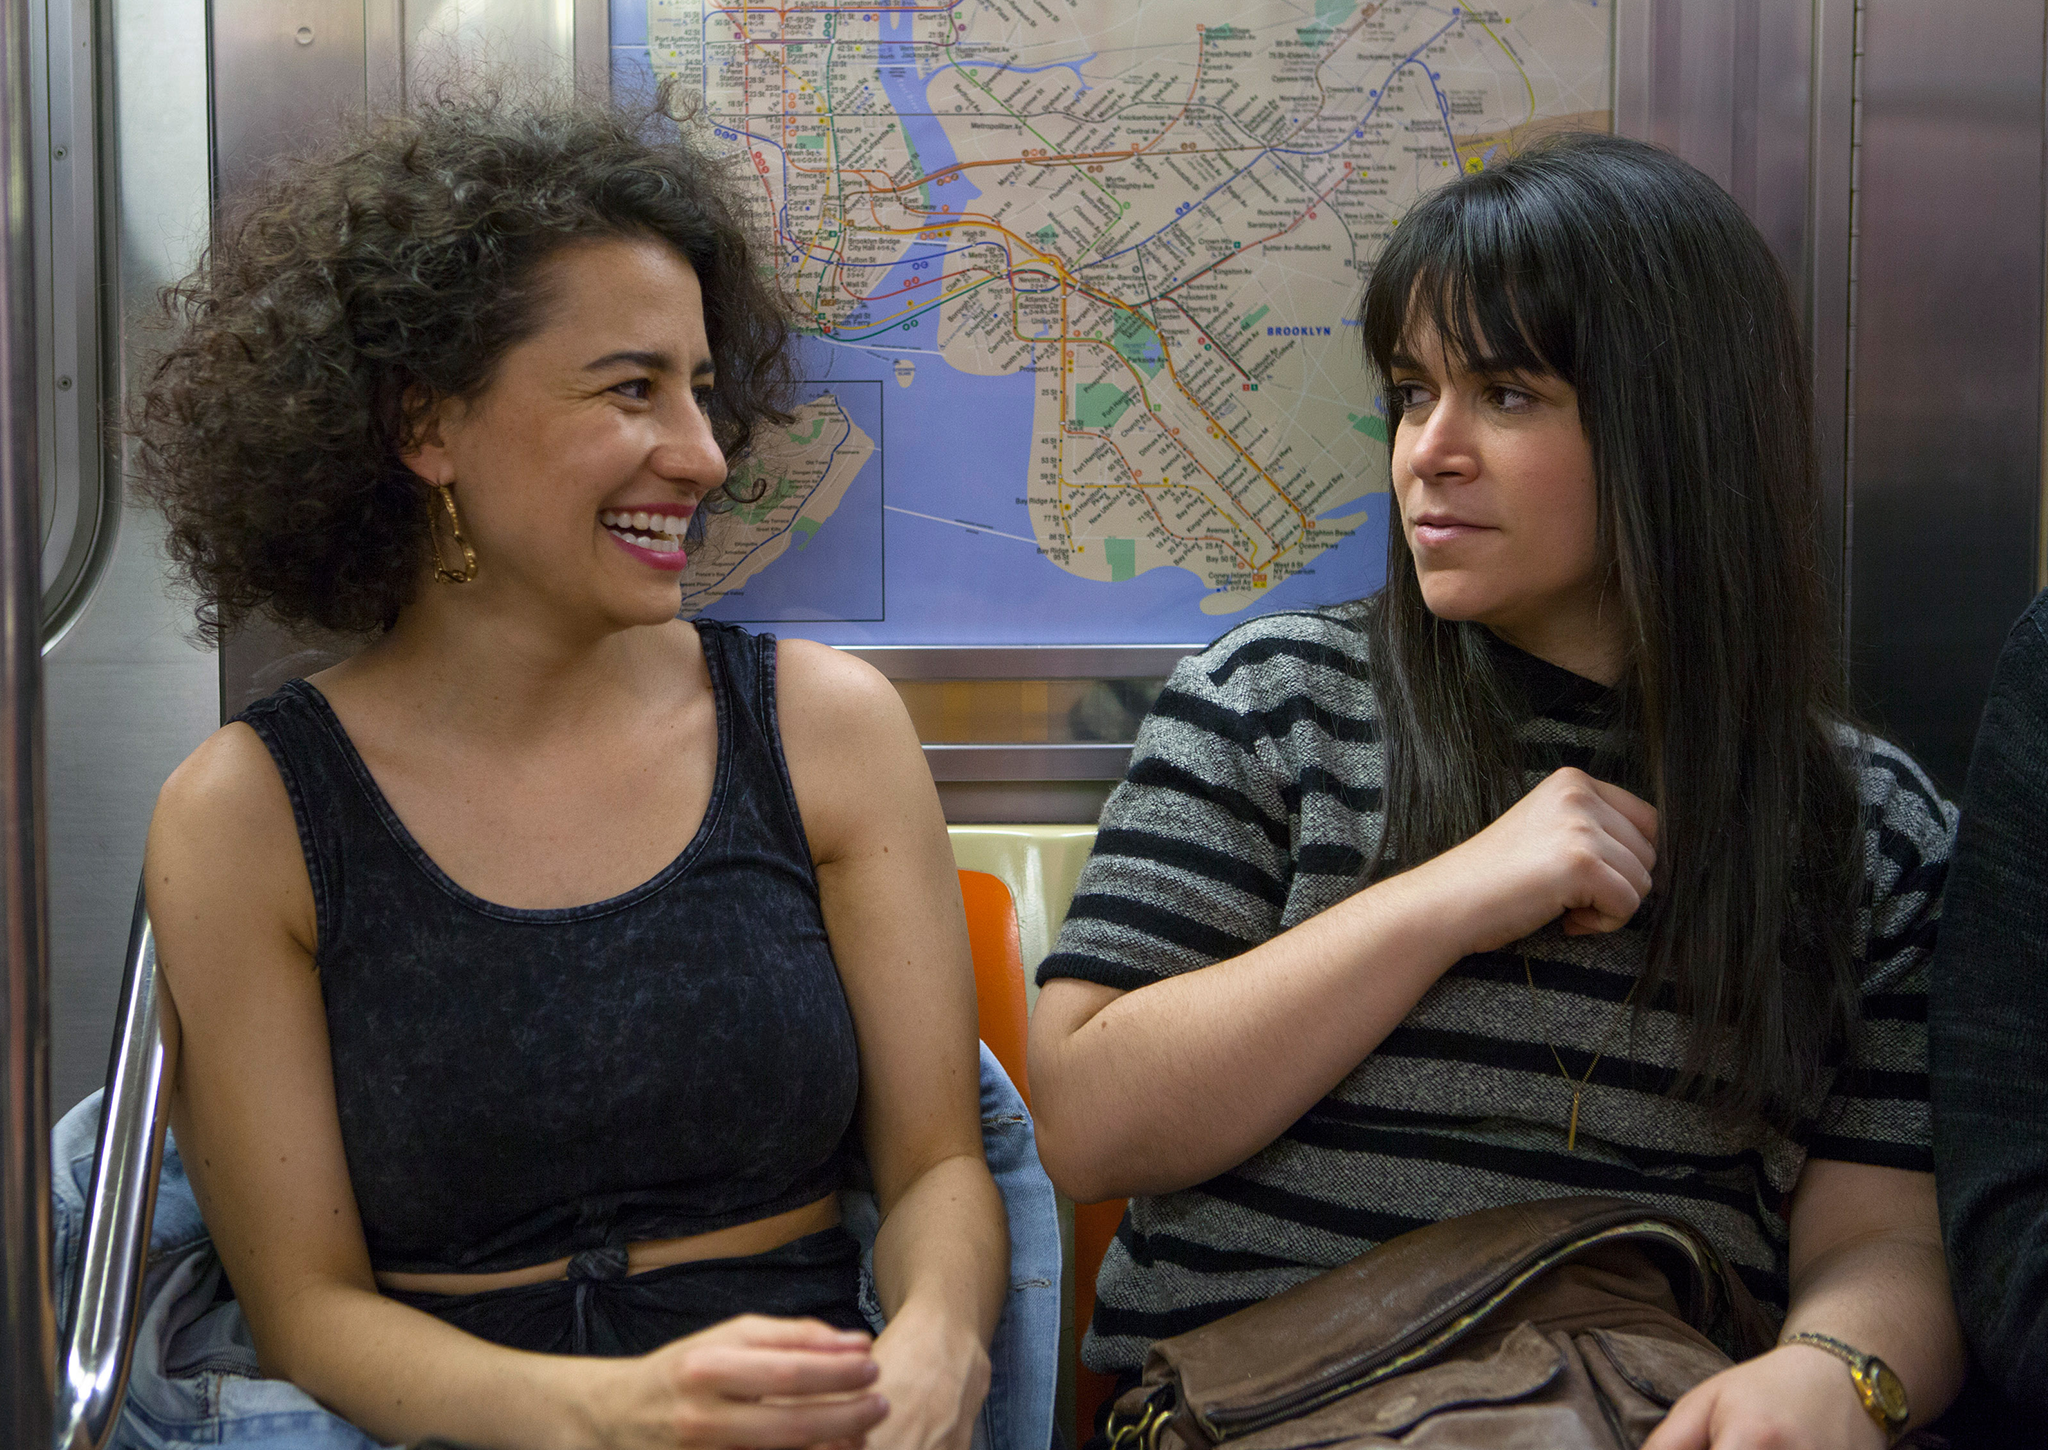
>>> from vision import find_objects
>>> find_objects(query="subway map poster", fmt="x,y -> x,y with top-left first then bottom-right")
615,0 -> 1612,643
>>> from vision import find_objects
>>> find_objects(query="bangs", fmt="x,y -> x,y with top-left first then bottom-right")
1360,176 -> 1580,397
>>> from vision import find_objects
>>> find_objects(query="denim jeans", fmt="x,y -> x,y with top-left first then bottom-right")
52,1043 -> 1060,1450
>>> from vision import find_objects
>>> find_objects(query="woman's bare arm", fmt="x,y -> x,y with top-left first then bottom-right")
1026,768 -> 1660,1202
1644,1160 -> 1963,1449
778,641 -> 1009,1450
149,724 -> 886,1450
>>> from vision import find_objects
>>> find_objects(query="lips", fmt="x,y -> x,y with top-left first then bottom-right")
1409,513 -> 1492,549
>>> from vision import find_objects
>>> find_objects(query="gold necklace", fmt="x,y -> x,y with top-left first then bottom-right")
1521,952 -> 1641,1151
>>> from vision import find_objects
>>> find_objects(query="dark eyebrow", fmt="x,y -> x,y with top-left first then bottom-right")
584,349 -> 673,373
583,349 -> 717,378
1389,347 -> 1543,380
1464,353 -> 1538,378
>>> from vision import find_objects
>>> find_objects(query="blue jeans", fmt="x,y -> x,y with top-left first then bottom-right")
52,1043 -> 1060,1450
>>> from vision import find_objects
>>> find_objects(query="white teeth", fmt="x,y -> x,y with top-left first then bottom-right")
600,510 -> 688,548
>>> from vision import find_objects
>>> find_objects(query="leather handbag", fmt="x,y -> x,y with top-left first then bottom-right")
1104,1195 -> 1778,1450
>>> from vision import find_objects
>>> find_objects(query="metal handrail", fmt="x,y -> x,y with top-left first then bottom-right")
0,0 -> 48,1435
53,887 -> 169,1449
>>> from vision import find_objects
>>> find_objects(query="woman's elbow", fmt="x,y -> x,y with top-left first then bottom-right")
1031,1111 -> 1118,1204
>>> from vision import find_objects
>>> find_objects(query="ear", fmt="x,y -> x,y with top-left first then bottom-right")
397,386 -> 462,486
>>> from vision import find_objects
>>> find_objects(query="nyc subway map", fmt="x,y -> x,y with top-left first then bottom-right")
627,0 -> 1612,643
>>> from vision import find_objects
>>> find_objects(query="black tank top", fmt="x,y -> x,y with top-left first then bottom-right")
235,622 -> 860,1276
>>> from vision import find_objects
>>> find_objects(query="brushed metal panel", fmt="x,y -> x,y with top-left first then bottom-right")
1848,0 -> 2043,790
1616,0 -> 1810,278
1613,0 -> 1852,600
44,0 -> 216,1118
1809,0 -> 1856,593
408,0 -> 576,88
210,0 -> 366,204
575,0 -> 608,96
366,0 -> 403,107
33,0 -> 115,645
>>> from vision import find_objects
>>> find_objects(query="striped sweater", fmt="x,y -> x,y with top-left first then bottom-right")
1040,606 -> 1955,1375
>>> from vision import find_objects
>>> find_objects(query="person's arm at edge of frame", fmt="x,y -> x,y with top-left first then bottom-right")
1930,594 -> 2048,1413
777,638 -> 1010,1450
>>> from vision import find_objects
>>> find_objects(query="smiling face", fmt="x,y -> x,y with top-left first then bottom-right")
1387,323 -> 1620,682
401,234 -> 728,633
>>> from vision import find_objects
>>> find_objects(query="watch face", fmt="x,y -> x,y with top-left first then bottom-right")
1869,1362 -> 1910,1424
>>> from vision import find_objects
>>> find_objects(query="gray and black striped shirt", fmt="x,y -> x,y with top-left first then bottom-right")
1041,606 -> 1954,1375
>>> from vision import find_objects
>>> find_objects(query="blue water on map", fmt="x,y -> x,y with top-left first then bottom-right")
876,8 -> 985,211
706,339 -> 1390,646
695,379 -> 886,624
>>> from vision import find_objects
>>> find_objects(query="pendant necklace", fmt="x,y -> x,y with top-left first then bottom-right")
1521,953 -> 1642,1151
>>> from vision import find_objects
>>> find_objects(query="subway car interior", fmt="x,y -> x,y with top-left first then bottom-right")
2,0 -> 2045,1446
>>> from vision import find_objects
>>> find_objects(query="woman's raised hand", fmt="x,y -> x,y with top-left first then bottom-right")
1423,767 -> 1659,956
583,1315 -> 888,1450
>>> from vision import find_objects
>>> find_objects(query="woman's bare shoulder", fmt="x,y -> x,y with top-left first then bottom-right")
771,637 -> 938,863
773,636 -> 902,722
154,721 -> 293,836
148,721 -> 316,960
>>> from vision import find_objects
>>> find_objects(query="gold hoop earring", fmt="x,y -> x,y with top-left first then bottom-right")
429,482 -> 478,584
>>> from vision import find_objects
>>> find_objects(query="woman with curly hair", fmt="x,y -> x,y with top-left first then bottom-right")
135,91 -> 1007,1450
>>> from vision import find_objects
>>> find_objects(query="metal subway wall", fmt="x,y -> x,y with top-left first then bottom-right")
42,0 -> 216,1121
1847,0 -> 2044,791
1618,0 -> 2045,792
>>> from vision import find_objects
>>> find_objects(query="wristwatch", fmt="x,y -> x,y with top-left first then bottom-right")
1782,1331 -> 1910,1444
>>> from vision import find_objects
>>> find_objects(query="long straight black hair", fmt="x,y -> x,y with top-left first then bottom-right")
1359,133 -> 1864,1125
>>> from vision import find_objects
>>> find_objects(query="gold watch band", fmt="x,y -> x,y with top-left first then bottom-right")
1782,1331 -> 1911,1443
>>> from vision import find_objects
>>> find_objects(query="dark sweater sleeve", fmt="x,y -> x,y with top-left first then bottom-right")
1930,591 -> 2048,1413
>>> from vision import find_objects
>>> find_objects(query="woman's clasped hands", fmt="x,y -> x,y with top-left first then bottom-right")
579,1316 -> 888,1450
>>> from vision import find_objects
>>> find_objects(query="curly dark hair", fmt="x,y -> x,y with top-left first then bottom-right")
132,83 -> 796,642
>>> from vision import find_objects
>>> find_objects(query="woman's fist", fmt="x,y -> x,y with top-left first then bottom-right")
1423,767 -> 1659,956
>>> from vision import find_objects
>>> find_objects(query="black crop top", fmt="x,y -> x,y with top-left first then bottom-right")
235,622 -> 860,1275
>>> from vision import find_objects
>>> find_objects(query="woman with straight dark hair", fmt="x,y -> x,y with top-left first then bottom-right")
1028,133 -> 1964,1447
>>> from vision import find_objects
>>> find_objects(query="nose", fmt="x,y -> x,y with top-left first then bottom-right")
651,392 -> 730,496
1400,392 -> 1478,486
